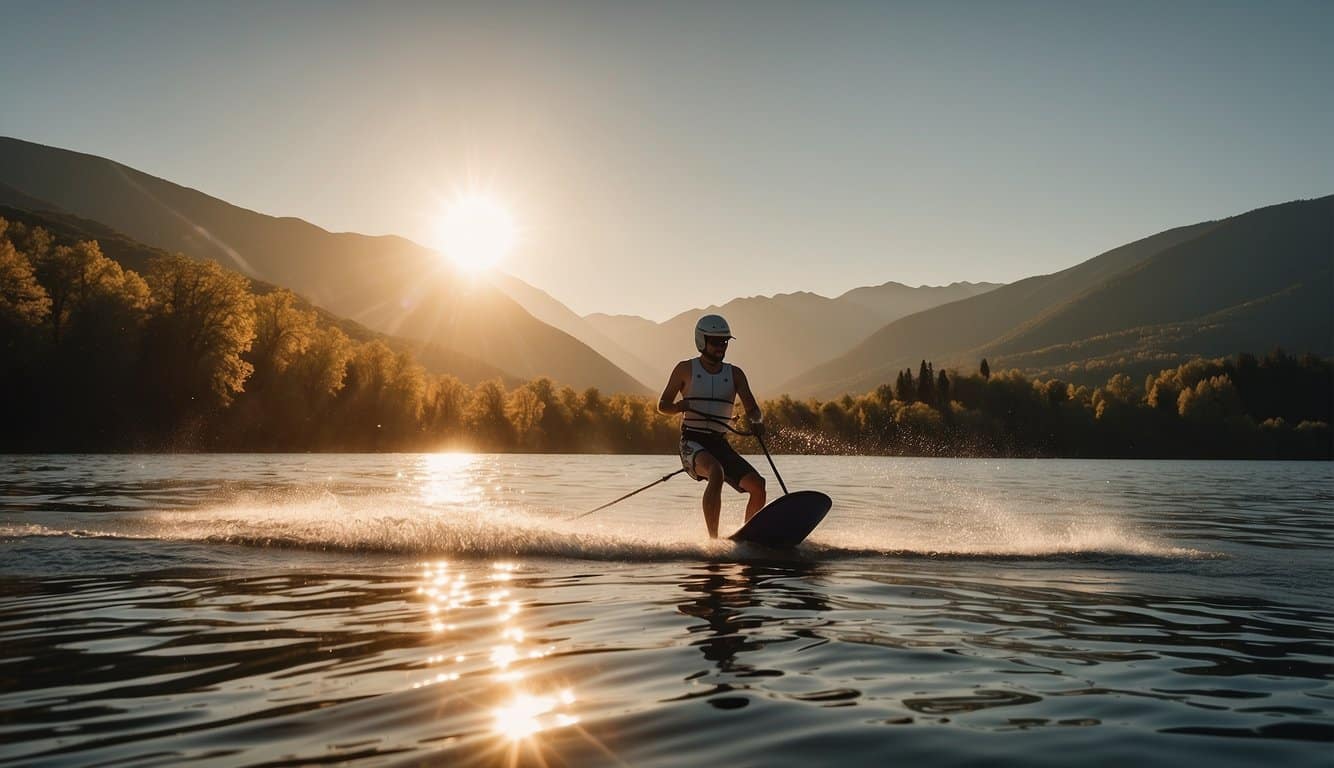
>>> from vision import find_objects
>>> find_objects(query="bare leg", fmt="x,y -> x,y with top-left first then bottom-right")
696,453 -> 724,538
739,472 -> 767,522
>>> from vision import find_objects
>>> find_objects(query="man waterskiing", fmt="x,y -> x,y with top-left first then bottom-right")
657,314 -> 767,538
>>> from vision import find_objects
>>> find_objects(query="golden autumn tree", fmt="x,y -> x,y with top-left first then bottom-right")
141,254 -> 256,437
248,289 -> 318,380
0,222 -> 50,328
467,378 -> 513,449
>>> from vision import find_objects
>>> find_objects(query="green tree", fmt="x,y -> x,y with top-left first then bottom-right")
895,368 -> 915,402
874,382 -> 896,408
917,360 -> 935,403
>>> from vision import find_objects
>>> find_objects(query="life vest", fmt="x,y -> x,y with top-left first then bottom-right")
682,358 -> 735,433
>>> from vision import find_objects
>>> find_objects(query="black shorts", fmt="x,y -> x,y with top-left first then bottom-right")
680,429 -> 759,492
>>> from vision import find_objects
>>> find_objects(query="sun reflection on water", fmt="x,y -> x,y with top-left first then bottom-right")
492,690 -> 580,741
412,560 -> 581,747
417,453 -> 485,506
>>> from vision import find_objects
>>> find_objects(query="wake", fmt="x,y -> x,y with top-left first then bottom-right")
2,492 -> 1212,562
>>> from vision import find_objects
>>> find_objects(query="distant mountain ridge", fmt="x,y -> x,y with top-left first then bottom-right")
783,196 -> 1333,397
991,275 -> 1331,386
0,181 -> 62,213
981,197 -> 1330,358
569,281 -> 1000,393
0,136 -> 647,394
967,196 -> 1333,382
486,273 -> 662,389
835,281 -> 1001,324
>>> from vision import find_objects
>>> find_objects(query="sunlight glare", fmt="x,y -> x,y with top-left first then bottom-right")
419,453 -> 482,506
492,692 -> 580,741
435,193 -> 518,273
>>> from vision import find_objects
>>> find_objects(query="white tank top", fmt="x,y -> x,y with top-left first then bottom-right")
682,358 -> 736,433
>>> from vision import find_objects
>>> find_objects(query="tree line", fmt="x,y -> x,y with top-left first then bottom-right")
1,218 -> 1329,457
768,352 -> 1330,458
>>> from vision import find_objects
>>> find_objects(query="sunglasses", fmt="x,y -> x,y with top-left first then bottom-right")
705,337 -> 730,347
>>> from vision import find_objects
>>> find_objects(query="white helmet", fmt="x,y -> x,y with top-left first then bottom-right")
694,314 -> 733,352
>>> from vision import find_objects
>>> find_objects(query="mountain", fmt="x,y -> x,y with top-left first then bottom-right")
0,137 -> 647,394
990,274 -> 1331,386
650,293 -> 889,390
784,196 -> 1332,397
583,312 -> 665,354
0,204 -> 517,385
980,196 -> 1331,359
835,281 -> 1000,324
0,181 -> 63,213
488,273 -> 661,389
577,282 -> 1001,395
972,196 -> 1333,381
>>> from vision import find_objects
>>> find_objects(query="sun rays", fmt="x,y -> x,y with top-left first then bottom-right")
434,192 -> 519,274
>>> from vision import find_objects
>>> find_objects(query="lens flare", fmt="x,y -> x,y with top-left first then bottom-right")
435,193 -> 518,273
492,691 -> 580,741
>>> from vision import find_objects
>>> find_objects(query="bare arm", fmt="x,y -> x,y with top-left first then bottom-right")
657,361 -> 690,415
733,366 -> 762,423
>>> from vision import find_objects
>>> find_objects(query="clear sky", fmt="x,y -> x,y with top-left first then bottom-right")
1,1 -> 1330,321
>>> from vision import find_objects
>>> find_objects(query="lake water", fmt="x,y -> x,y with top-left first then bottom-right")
1,454 -> 1330,767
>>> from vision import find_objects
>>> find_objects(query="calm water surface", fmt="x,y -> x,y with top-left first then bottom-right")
1,455 -> 1330,767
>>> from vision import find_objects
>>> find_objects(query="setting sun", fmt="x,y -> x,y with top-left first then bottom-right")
435,193 -> 518,273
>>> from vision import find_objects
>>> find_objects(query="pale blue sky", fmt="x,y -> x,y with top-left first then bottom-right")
1,1 -> 1330,320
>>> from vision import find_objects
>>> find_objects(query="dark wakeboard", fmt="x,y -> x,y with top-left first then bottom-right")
728,490 -> 831,549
